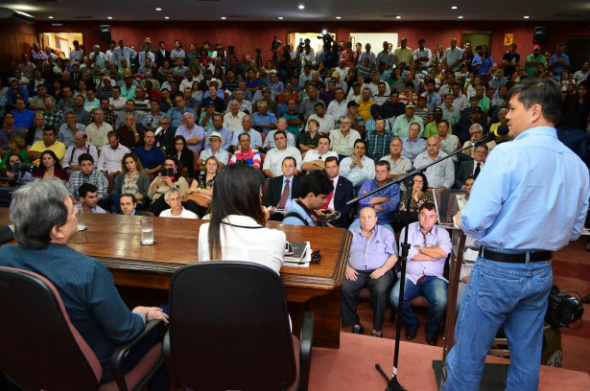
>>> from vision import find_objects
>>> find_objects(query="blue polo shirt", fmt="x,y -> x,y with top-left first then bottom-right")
252,112 -> 277,135
12,109 -> 35,129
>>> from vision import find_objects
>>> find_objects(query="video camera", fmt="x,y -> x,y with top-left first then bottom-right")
317,30 -> 334,47
546,285 -> 584,328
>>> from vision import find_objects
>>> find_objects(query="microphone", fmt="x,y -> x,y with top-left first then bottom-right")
478,124 -> 509,144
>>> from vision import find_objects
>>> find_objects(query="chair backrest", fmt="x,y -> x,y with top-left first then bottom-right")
167,261 -> 297,391
0,266 -> 102,391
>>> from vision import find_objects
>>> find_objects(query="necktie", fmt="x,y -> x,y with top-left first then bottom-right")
474,163 -> 481,179
323,180 -> 335,209
278,179 -> 290,209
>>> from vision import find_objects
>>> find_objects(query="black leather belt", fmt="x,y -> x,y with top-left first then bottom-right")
479,248 -> 553,263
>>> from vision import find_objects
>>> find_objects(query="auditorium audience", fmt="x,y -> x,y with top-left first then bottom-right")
301,135 -> 339,172
329,117 -> 362,158
27,127 -> 66,162
230,133 -> 261,169
198,164 -> 286,274
66,153 -> 108,202
390,202 -> 452,346
342,207 -> 398,337
199,131 -> 229,169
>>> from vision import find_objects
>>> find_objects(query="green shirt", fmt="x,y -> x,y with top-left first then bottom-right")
424,122 -> 453,138
525,54 -> 546,78
0,149 -> 31,169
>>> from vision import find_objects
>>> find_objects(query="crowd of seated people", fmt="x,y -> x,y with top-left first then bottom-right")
1,34 -> 589,352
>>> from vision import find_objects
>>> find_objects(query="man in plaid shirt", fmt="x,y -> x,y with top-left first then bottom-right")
66,153 -> 108,202
43,96 -> 64,130
366,118 -> 393,162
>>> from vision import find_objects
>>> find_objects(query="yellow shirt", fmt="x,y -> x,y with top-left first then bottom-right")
357,99 -> 376,122
29,141 -> 67,163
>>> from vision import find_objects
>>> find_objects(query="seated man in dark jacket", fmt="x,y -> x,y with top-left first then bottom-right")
0,178 -> 168,386
263,156 -> 301,221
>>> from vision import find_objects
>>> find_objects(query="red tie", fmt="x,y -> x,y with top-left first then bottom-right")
323,180 -> 335,209
278,179 -> 290,209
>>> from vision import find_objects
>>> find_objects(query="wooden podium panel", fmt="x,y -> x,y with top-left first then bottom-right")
0,210 -> 351,348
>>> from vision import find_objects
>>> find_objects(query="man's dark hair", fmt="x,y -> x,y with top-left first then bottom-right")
353,139 -> 366,149
438,119 -> 450,127
274,130 -> 287,139
112,86 -> 120,92
78,153 -> 94,165
282,156 -> 297,168
318,135 -> 331,145
238,133 -> 250,142
120,193 -> 137,204
300,171 -> 333,197
419,201 -> 436,213
78,183 -> 98,198
325,156 -> 339,166
507,78 -> 561,125
43,127 -> 57,135
376,160 -> 390,170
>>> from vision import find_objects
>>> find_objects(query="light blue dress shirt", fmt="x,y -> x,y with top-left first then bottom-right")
461,126 -> 590,251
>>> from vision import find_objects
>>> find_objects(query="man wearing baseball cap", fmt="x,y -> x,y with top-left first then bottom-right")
524,45 -> 546,78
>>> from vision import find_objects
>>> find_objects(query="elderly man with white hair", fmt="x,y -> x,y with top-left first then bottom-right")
223,100 -> 246,132
461,122 -> 497,158
159,187 -> 198,219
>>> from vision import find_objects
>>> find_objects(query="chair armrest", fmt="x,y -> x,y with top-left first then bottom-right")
299,311 -> 314,391
110,319 -> 165,391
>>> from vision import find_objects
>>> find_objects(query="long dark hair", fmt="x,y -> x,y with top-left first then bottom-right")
208,164 -> 266,260
40,150 -> 63,170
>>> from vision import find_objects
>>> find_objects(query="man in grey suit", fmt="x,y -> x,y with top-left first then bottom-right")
455,144 -> 488,189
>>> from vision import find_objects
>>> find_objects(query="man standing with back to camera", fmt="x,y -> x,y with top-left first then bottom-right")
444,79 -> 589,391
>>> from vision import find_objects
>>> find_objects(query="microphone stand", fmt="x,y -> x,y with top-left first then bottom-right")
348,134 -> 496,391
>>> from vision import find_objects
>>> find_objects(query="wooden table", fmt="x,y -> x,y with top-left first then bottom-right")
0,209 -> 351,348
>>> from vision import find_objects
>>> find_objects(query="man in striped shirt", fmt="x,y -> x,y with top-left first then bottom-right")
229,133 -> 261,169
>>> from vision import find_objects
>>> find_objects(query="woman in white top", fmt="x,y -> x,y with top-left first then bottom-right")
198,164 -> 286,274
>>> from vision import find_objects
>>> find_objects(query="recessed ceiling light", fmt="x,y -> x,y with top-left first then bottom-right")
458,15 -> 464,19
335,16 -> 341,20
221,16 -> 226,20
107,16 -> 113,20
298,4 -> 305,9
524,15 -> 530,19
278,16 -> 284,20
451,6 -> 458,9
48,16 -> 54,19
155,7 -> 162,11
395,15 -> 402,19
164,16 -> 170,19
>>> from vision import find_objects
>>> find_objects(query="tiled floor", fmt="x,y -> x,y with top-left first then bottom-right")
352,237 -> 590,375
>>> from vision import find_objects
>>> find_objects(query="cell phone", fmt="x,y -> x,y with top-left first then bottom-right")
284,242 -> 294,255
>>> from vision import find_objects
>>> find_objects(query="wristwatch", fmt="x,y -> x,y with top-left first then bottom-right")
418,245 -> 425,253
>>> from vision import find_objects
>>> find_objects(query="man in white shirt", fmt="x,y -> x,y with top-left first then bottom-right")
62,131 -> 99,173
230,115 -> 263,152
572,61 -> 589,85
329,117 -> 361,157
86,109 -> 113,149
223,100 -> 246,133
263,130 -> 302,178
326,88 -> 348,122
306,103 -> 335,133
69,40 -> 84,65
109,86 -> 127,117
160,188 -> 198,219
380,137 -> 413,180
264,118 -> 296,150
413,38 -> 432,68
413,137 -> 455,190
302,135 -> 339,173
339,139 -> 376,188
437,120 -> 461,163
97,131 -> 130,191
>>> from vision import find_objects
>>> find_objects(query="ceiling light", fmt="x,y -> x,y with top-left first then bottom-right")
15,10 -> 34,18
221,16 -> 226,20
155,7 -> 162,11
335,16 -> 341,20
451,6 -> 458,9
524,15 -> 530,19
298,4 -> 305,9
278,16 -> 283,20
164,16 -> 170,19
395,15 -> 402,19
458,15 -> 464,19
48,16 -> 54,19
107,16 -> 113,20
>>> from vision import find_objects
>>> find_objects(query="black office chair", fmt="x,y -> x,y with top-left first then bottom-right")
165,261 -> 314,391
0,266 -> 164,391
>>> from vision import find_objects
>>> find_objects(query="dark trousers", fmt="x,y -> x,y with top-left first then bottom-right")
341,269 -> 394,331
